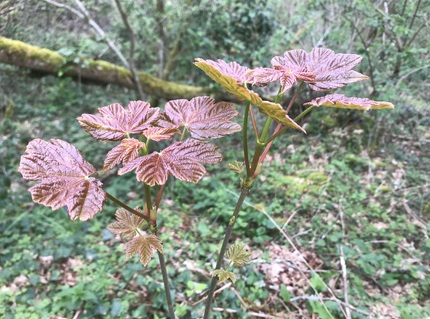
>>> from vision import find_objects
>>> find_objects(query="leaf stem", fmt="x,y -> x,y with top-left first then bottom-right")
243,101 -> 251,176
158,251 -> 177,319
203,188 -> 250,319
105,192 -> 148,221
155,182 -> 168,211
285,81 -> 304,114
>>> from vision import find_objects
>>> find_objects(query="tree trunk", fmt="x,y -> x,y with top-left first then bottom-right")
0,37 -> 210,100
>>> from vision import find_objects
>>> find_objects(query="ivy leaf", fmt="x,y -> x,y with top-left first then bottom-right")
226,242 -> 252,268
162,96 -> 241,139
213,269 -> 237,284
107,208 -> 143,240
125,234 -> 163,266
226,161 -> 245,174
118,140 -> 222,186
101,138 -> 145,173
194,58 -> 305,133
77,101 -> 159,141
304,94 -> 395,110
18,139 -> 105,221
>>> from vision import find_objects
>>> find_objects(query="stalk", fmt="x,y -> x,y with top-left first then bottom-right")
158,251 -> 177,319
105,192 -> 148,221
203,188 -> 250,319
243,101 -> 251,176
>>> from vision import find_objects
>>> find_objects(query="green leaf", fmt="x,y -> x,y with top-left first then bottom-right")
310,273 -> 327,292
226,242 -> 252,268
279,284 -> 291,302
226,161 -> 245,174
213,269 -> 237,283
308,300 -> 334,319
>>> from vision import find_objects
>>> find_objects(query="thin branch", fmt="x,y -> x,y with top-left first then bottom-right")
339,201 -> 351,319
113,0 -> 144,99
42,0 -> 128,66
409,0 -> 422,30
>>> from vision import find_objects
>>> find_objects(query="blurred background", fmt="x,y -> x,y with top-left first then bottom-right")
0,0 -> 429,318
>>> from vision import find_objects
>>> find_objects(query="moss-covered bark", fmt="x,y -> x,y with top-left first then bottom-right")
0,37 -> 210,100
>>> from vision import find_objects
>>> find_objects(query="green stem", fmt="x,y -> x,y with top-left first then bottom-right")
105,192 -> 148,221
143,184 -> 156,227
158,251 -> 177,319
243,101 -> 251,176
203,188 -> 250,319
294,105 -> 315,122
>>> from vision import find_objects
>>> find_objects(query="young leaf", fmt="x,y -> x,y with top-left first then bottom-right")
119,140 -> 222,186
142,127 -> 179,141
101,138 -> 145,173
194,58 -> 305,132
107,208 -> 143,240
266,48 -> 368,91
304,94 -> 395,110
226,242 -> 252,268
18,139 -> 105,221
162,96 -> 241,139
226,161 -> 245,174
213,269 -> 237,284
124,234 -> 163,266
77,101 -> 159,141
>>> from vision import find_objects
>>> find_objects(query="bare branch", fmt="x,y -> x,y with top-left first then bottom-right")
113,0 -> 144,99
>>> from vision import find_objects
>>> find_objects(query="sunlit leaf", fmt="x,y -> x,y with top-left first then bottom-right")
162,96 -> 241,139
304,94 -> 394,110
194,58 -> 305,132
107,208 -> 143,240
226,242 -> 252,268
213,269 -> 237,283
119,140 -> 222,186
125,234 -> 163,266
18,139 -> 105,220
101,138 -> 145,173
77,101 -> 159,140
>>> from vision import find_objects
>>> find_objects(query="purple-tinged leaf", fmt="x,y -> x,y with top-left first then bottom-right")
77,101 -> 159,141
107,208 -> 143,240
163,96 -> 241,139
101,138 -> 145,173
142,127 -> 179,141
125,234 -> 163,266
119,140 -> 222,185
269,48 -> 368,91
19,139 -> 105,220
304,94 -> 395,110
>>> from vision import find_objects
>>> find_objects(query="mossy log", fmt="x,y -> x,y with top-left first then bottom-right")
0,37 -> 211,100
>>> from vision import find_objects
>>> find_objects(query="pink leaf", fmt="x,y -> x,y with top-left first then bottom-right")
125,234 -> 163,266
101,138 -> 145,173
77,101 -> 159,140
163,96 -> 241,139
142,127 -> 179,141
107,208 -> 143,240
119,140 -> 222,185
19,139 -> 106,220
304,94 -> 395,110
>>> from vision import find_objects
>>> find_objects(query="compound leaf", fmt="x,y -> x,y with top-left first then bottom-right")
213,269 -> 237,284
107,208 -> 144,240
19,139 -> 105,221
77,101 -> 159,141
125,234 -> 163,266
304,94 -> 394,110
226,242 -> 252,268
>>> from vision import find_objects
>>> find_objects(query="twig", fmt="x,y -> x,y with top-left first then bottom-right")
42,0 -> 128,67
191,282 -> 232,306
289,295 -> 373,318
113,0 -> 145,99
339,200 -> 351,319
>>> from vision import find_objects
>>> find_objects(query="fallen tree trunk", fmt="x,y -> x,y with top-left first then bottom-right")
0,37 -> 210,100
